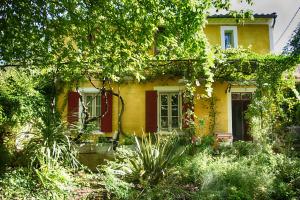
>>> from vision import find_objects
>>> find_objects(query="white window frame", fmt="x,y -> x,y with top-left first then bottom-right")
227,87 -> 256,135
78,88 -> 102,131
158,92 -> 182,132
154,86 -> 184,133
84,93 -> 101,121
221,26 -> 238,49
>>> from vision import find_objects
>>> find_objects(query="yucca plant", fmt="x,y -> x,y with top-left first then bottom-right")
129,134 -> 184,185
22,105 -> 80,170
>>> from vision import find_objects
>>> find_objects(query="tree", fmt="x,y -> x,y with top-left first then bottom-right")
1,0 -> 255,81
284,23 -> 300,55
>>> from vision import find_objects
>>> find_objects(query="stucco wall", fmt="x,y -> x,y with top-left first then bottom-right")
57,79 -> 231,137
204,24 -> 270,54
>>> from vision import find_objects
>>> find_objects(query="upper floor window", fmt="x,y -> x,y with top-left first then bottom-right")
221,26 -> 238,49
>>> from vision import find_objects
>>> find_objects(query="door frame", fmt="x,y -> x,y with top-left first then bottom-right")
227,87 -> 256,135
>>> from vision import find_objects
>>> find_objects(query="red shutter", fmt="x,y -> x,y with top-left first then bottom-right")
145,91 -> 157,133
101,91 -> 113,132
182,94 -> 194,129
67,91 -> 80,125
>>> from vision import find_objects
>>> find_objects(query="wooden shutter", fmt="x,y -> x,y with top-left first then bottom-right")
101,91 -> 113,132
67,91 -> 80,125
145,91 -> 157,133
182,94 -> 194,129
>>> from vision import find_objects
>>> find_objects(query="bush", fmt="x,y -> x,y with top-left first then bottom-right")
96,146 -> 135,199
95,137 -> 300,200
129,134 -> 184,185
177,148 -> 276,200
0,69 -> 43,132
271,155 -> 300,199
94,135 -> 184,199
221,141 -> 264,157
0,166 -> 74,200
0,69 -> 44,167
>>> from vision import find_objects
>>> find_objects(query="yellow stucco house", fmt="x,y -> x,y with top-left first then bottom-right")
58,13 -> 277,143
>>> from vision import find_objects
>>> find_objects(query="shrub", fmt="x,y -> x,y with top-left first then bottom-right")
95,135 -> 184,199
221,141 -> 264,157
96,146 -> 135,199
0,69 -> 42,130
271,155 -> 300,199
0,166 -> 74,200
0,69 -> 44,168
129,134 -> 184,185
178,149 -> 276,200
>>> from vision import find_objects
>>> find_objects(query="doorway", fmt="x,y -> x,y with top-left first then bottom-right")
231,92 -> 252,141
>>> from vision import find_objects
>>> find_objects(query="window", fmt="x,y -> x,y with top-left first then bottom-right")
231,92 -> 252,100
221,26 -> 238,49
224,30 -> 234,49
158,92 -> 182,131
82,93 -> 101,127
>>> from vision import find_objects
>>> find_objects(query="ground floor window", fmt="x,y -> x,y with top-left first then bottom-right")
82,93 -> 101,128
158,92 -> 181,132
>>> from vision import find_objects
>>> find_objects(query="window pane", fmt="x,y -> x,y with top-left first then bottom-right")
241,93 -> 251,100
171,94 -> 178,105
86,96 -> 93,116
232,93 -> 241,100
96,95 -> 101,116
171,117 -> 179,128
172,106 -> 179,116
225,30 -> 234,49
161,117 -> 168,129
161,95 -> 168,105
161,105 -> 168,116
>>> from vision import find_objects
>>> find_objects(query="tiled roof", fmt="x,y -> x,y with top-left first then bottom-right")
208,13 -> 277,19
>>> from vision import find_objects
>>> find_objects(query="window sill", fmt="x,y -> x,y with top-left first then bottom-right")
156,130 -> 185,136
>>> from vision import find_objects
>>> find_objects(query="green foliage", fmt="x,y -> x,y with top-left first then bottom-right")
96,146 -> 135,199
34,158 -> 75,199
1,0 -> 255,97
271,155 -> 300,199
122,135 -> 136,145
0,167 -> 74,200
284,23 -> 300,55
222,141 -> 263,157
186,135 -> 215,155
212,48 -> 300,145
94,141 -> 300,200
0,69 -> 43,132
0,69 -> 45,168
99,163 -> 134,199
98,136 -> 112,143
130,135 -> 184,185
95,135 -> 184,199
23,117 -> 80,169
296,103 -> 300,124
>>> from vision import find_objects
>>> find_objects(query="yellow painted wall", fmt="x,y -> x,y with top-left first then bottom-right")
58,79 -> 232,137
204,24 -> 270,54
194,82 -> 229,136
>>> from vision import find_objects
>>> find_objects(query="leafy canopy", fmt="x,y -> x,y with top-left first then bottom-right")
1,0 -> 253,86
